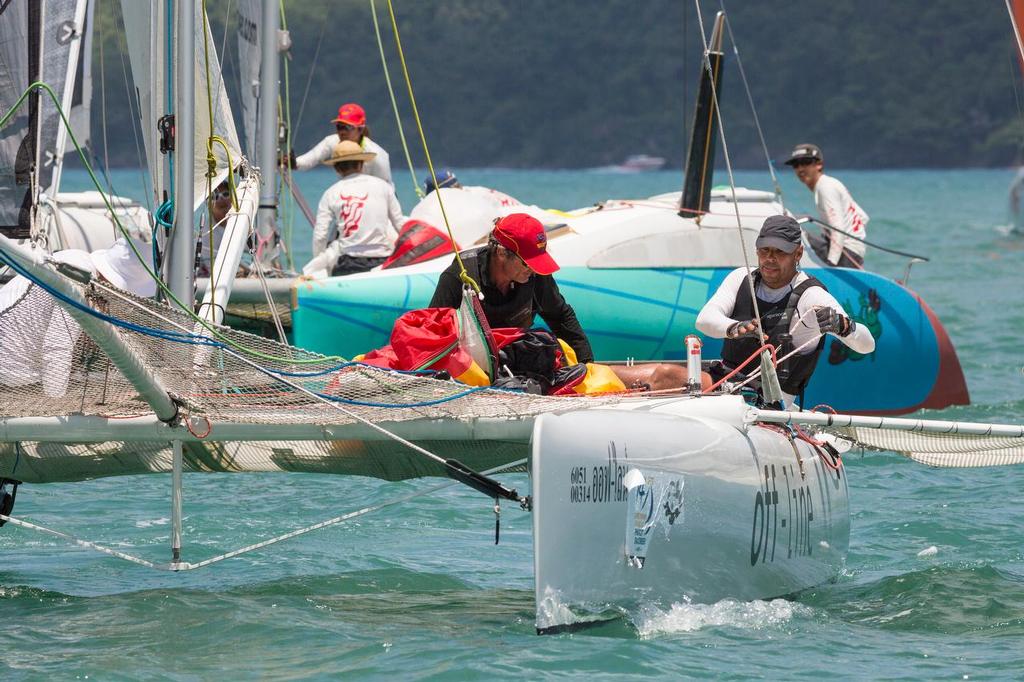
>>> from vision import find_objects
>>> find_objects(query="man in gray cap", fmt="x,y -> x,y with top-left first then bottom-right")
784,143 -> 869,268
695,214 -> 875,407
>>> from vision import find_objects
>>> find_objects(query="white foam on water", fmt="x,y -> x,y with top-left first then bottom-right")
135,517 -> 170,529
633,597 -> 811,638
917,545 -> 938,557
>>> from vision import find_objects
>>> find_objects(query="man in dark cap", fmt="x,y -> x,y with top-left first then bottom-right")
784,143 -> 869,268
695,214 -> 875,407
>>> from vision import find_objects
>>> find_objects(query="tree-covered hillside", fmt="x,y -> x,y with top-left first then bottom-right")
85,0 -> 1024,170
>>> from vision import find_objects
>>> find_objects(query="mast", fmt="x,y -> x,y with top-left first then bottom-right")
28,2 -> 44,239
679,11 -> 725,221
254,0 -> 280,267
170,0 -> 195,303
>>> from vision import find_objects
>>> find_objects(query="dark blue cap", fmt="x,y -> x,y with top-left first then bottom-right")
423,169 -> 459,194
755,215 -> 802,253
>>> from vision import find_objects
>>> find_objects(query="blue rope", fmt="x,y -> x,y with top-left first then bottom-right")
315,385 -> 488,408
0,252 -> 496,410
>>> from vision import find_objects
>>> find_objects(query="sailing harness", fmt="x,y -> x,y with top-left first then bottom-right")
720,270 -> 827,398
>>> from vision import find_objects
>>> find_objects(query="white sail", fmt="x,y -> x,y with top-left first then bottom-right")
119,0 -> 166,208
119,0 -> 241,211
236,0 -> 261,157
66,0 -> 94,161
48,0 -> 91,195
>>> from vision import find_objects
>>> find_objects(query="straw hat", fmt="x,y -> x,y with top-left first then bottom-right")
321,140 -> 376,165
91,238 -> 157,297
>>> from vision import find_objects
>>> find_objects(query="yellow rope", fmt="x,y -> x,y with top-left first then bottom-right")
369,0 -> 423,200
385,0 -> 479,293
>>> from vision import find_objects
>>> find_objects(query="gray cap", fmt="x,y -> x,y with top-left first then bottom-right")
755,215 -> 802,253
783,143 -> 822,166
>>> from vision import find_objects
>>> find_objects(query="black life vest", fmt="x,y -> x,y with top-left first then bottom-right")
721,270 -> 827,396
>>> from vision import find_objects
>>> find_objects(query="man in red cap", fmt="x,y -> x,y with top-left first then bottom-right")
292,102 -> 393,185
429,213 -> 593,364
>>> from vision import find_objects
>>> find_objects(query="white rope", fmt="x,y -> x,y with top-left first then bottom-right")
247,239 -> 290,345
692,3 -> 766,342
729,306 -> 821,393
0,458 -> 528,571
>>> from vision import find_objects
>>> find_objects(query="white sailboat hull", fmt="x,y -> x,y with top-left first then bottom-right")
531,397 -> 850,631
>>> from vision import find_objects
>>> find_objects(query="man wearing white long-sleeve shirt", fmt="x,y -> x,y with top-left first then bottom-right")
785,143 -> 869,268
696,215 -> 875,408
303,140 -> 402,278
292,103 -> 393,186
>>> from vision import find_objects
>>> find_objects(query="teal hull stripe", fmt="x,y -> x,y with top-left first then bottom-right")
584,328 -> 664,342
300,302 -> 393,335
557,279 -> 701,314
302,297 -> 410,315
652,269 -> 689,356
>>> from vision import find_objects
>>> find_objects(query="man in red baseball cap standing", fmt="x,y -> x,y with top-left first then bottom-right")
291,102 -> 393,186
429,213 -> 593,364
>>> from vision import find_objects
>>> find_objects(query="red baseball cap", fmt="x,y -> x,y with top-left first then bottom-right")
492,213 -> 559,275
331,102 -> 366,126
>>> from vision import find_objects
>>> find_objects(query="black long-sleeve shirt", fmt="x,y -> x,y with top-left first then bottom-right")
428,246 -> 594,363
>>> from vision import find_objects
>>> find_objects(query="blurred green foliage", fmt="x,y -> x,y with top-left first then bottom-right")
85,0 -> 1024,169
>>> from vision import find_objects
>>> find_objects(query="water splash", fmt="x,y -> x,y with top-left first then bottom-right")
633,597 -> 812,638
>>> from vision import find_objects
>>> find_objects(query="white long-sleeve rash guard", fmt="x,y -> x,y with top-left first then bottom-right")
696,267 -> 875,405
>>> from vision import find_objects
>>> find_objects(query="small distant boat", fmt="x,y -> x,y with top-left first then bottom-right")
617,154 -> 666,171
610,154 -> 667,173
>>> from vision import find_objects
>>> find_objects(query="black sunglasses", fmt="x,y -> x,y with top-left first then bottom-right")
335,123 -> 357,132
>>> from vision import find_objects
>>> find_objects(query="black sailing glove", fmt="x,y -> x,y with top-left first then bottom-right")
815,307 -> 854,336
726,320 -> 766,340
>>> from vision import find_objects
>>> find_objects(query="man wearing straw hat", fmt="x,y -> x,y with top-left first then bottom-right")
303,140 -> 403,278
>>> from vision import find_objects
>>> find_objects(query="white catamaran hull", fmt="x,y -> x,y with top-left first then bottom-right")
532,397 -> 850,631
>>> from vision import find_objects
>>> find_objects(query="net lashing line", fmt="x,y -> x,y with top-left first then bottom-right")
0,264 -> 619,424
0,457 -> 528,571
824,428 -> 1024,468
0,263 -> 626,488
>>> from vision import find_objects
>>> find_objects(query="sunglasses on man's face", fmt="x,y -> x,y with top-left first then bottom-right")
213,190 -> 230,200
336,123 -> 357,133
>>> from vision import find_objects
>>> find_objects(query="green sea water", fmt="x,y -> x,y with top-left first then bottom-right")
1,167 -> 1022,680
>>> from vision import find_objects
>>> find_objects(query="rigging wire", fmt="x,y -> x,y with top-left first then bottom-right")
291,7 -> 328,142
278,0 -> 296,270
0,81 -> 342,365
112,0 -> 152,212
370,0 -> 423,199
384,0 -> 479,293
692,2 -> 766,342
718,2 -> 784,204
0,457 -> 528,571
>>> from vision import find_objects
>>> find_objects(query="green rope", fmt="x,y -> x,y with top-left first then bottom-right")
370,0 -> 422,200
0,81 -> 343,365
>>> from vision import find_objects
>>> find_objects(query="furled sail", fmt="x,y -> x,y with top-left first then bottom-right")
0,1 -> 31,233
236,0 -> 260,157
119,0 -> 241,211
